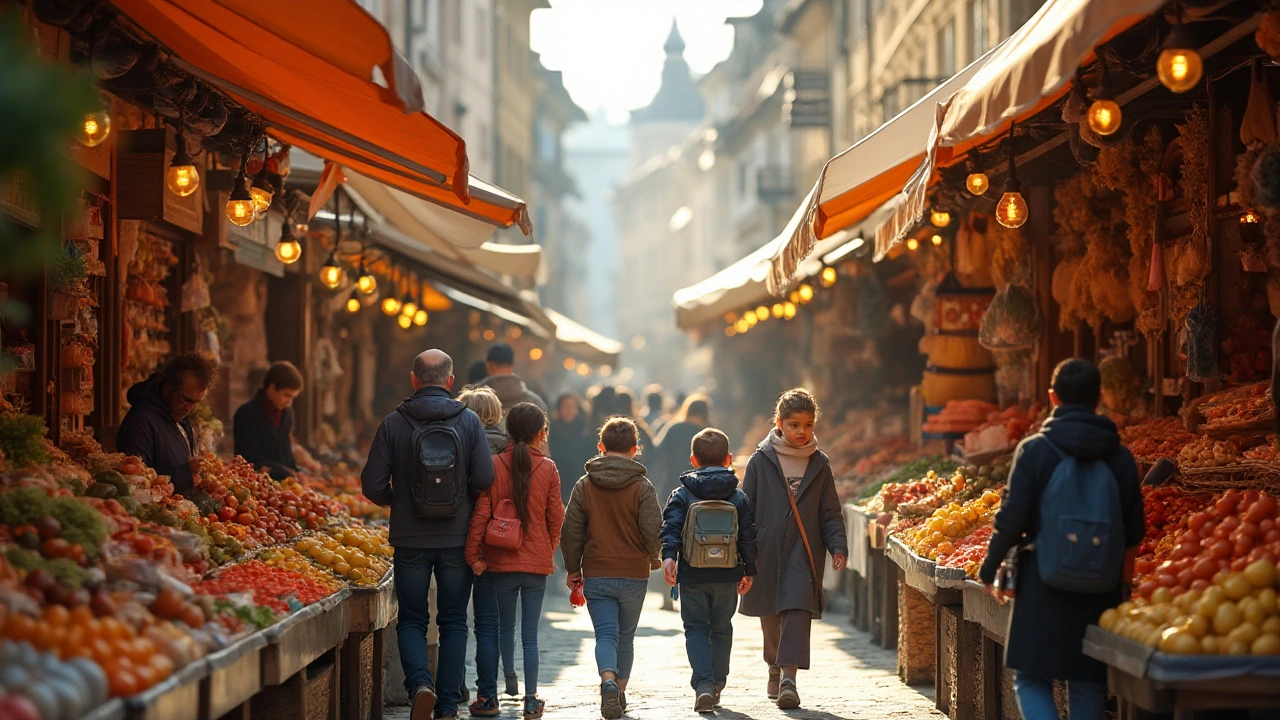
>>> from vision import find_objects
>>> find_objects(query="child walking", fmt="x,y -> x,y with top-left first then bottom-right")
660,428 -> 757,713
560,417 -> 663,720
465,403 -> 563,719
739,389 -> 848,710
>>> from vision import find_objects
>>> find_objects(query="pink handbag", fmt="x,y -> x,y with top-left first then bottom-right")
485,497 -> 523,550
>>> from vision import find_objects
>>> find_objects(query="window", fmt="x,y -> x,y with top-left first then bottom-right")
938,20 -> 956,77
476,7 -> 487,59
971,0 -> 988,60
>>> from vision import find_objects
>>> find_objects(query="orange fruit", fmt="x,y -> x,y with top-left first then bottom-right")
109,668 -> 140,698
71,605 -> 94,625
6,613 -> 36,642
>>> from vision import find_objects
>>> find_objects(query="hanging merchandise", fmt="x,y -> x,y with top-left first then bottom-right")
1241,61 -> 1277,148
1052,170 -> 1132,331
180,256 -> 212,313
989,222 -> 1029,289
992,349 -> 1034,407
1183,298 -> 1218,382
1093,127 -> 1164,335
979,284 -> 1041,351
922,273 -> 997,406
910,276 -> 940,333
955,215 -> 991,280
1099,353 -> 1143,417
311,336 -> 345,417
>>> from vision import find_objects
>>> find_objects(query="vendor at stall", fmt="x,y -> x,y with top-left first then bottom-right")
116,352 -> 218,495
234,361 -> 304,480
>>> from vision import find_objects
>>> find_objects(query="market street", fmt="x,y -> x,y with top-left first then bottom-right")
387,591 -> 941,720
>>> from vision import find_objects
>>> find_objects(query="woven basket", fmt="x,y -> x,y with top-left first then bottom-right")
1177,462 -> 1280,492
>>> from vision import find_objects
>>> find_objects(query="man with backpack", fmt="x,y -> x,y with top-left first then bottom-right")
980,358 -> 1144,720
362,350 -> 496,720
659,428 -> 757,713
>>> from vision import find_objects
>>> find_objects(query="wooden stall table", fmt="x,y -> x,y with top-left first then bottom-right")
253,590 -> 351,720
201,632 -> 267,720
960,580 -> 1021,720
125,656 -> 210,720
83,699 -> 126,720
342,571 -> 397,720
1083,626 -> 1280,720
886,536 -> 960,696
844,505 -> 873,631
867,519 -> 896,649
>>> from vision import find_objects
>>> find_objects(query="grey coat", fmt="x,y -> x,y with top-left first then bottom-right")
739,438 -> 848,618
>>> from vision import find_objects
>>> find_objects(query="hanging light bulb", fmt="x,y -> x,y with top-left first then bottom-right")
798,284 -> 814,303
355,263 -> 377,294
400,295 -> 418,318
225,166 -> 256,227
930,209 -> 951,228
821,266 -> 838,287
735,319 -> 750,333
965,171 -> 990,196
1086,60 -> 1122,136
1157,19 -> 1202,94
745,312 -> 758,327
397,314 -> 413,329
78,109 -> 111,147
906,238 -> 920,251
413,309 -> 429,326
319,251 -> 344,289
783,302 -> 797,320
771,303 -> 785,319
529,347 -> 544,361
726,326 -> 737,337
249,145 -> 274,213
931,234 -> 944,246
995,151 -> 1029,229
755,305 -> 769,321
275,219 -> 302,264
166,131 -> 200,197
381,295 -> 402,316
1241,210 -> 1260,224
346,289 -> 361,313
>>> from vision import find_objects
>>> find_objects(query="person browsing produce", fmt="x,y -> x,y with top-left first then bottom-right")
116,352 -> 218,496
233,361 -> 304,480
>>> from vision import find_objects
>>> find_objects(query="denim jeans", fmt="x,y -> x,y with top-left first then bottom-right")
472,572 -> 501,698
394,546 -> 473,714
583,577 -> 648,680
679,582 -> 737,692
1013,671 -> 1105,720
493,572 -> 548,696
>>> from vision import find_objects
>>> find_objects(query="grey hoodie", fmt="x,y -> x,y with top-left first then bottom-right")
559,455 -> 663,579
479,373 -> 548,413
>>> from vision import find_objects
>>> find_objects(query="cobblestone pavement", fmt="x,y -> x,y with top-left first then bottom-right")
386,589 -> 941,720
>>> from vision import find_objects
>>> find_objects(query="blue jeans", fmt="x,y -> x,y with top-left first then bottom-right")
1013,671 -> 1105,720
583,577 -> 648,680
472,572 -> 501,698
493,572 -> 548,696
679,582 -> 737,692
394,547 -> 472,715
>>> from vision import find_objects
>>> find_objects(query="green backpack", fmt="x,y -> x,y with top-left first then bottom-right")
682,500 -> 740,569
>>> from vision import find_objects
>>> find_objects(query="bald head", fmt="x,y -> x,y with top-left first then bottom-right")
412,350 -> 454,390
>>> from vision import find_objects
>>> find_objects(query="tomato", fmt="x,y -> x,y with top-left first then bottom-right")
178,604 -> 205,628
218,507 -> 236,522
1188,512 -> 1211,531
1210,540 -> 1233,560
1218,490 -> 1243,516
150,589 -> 185,621
1232,557 -> 1251,572
41,538 -> 72,559
235,512 -> 256,525
109,669 -> 140,698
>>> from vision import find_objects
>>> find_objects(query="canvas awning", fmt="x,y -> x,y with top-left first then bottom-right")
765,46 -> 1000,292
874,0 -> 1164,256
543,309 -> 624,366
110,0 -> 528,232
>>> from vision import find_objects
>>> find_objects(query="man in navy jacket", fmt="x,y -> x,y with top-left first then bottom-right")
117,352 -> 218,495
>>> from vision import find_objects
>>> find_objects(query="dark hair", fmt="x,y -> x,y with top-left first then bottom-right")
644,385 -> 664,413
692,428 -> 730,467
486,343 -> 515,365
262,361 -> 303,391
466,360 -> 489,386
599,416 -> 639,453
772,388 -> 820,424
615,387 -> 636,416
590,386 -> 619,434
161,352 -> 219,390
1052,358 -> 1102,408
505,403 -> 547,531
555,393 -> 580,415
677,393 -> 711,423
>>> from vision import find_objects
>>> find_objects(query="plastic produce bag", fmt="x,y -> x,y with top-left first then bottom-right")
979,284 -> 1042,350
180,265 -> 211,312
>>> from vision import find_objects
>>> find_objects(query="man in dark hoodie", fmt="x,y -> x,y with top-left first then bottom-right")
979,359 -> 1143,720
361,350 -> 496,720
117,352 -> 218,495
478,343 -> 547,414
233,361 -> 303,480
660,428 -> 757,713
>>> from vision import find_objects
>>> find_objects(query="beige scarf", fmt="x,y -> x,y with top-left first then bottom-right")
769,428 -> 818,495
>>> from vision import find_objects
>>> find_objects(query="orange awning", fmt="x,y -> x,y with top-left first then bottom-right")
109,0 -> 530,232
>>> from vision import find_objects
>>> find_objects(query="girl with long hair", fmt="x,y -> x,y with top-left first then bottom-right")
466,403 -> 564,719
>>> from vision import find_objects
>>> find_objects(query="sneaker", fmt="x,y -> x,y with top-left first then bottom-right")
411,685 -> 436,720
620,693 -> 628,715
468,695 -> 500,718
776,678 -> 800,710
694,689 -> 716,713
505,671 -> 520,697
523,696 -> 545,720
600,679 -> 623,720
767,669 -> 780,699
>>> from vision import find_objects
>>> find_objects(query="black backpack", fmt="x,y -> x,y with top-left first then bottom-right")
397,406 -> 468,519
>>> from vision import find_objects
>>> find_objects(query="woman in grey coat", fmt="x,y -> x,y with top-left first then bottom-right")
740,389 -> 848,710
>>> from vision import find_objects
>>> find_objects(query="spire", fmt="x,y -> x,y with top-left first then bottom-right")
664,18 -> 685,55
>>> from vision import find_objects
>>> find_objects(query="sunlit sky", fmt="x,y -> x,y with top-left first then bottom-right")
530,0 -> 763,121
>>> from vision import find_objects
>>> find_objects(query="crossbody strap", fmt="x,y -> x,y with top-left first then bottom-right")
784,480 -> 820,587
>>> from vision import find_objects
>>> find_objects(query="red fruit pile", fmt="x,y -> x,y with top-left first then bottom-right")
191,560 -> 338,613
194,455 -> 340,548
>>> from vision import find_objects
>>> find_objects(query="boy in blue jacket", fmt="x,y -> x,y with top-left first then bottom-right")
660,428 -> 758,713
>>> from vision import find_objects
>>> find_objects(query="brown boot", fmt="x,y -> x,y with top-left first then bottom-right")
767,668 -> 780,699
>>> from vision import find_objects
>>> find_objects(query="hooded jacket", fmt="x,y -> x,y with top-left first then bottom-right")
233,393 -> 298,480
116,376 -> 197,494
479,373 -> 548,414
978,405 -> 1144,682
483,424 -> 509,455
559,455 -> 663,579
659,466 -> 758,585
465,447 -> 565,575
360,386 -> 496,548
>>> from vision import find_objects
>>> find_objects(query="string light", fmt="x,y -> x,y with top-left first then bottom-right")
483,329 -> 496,341
400,275 -> 418,317
397,314 -> 413,329
381,295 -> 401,315
797,284 -> 814,303
355,263 -> 377,294
735,319 -> 750,333
995,149 -> 1028,229
726,326 -> 737,337
783,302 -> 797,320
78,109 -> 111,147
166,128 -> 200,197
906,238 -> 920,251
1086,59 -> 1122,136
226,155 -> 256,227
930,210 -> 951,228
788,290 -> 800,304
1241,210 -> 1260,224
275,220 -> 302,264
755,305 -> 769,321
821,266 -> 837,287
965,172 -> 989,196
345,290 -> 361,313
1157,14 -> 1202,93
563,358 -> 577,370
931,234 -> 944,246
529,348 -> 544,361
745,312 -> 758,327
413,309 -> 429,326
319,251 -> 344,289
771,303 -> 785,318
250,144 -> 274,213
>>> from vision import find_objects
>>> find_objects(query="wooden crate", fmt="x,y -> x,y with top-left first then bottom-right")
201,633 -> 265,720
897,572 -> 936,686
252,650 -> 342,720
870,549 -> 898,649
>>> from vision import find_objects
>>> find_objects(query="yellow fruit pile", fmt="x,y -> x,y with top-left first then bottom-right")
908,491 -> 1002,560
1099,559 -> 1280,655
292,526 -> 392,588
259,548 -> 346,591
1177,436 -> 1242,469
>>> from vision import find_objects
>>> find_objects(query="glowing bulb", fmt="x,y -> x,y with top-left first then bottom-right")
930,210 -> 951,227
745,312 -> 758,327
996,190 -> 1029,229
356,269 -> 377,294
783,302 -> 797,320
397,314 -> 413,329
1241,210 -> 1260,224
1157,44 -> 1202,93
788,291 -> 800,304
906,238 -> 920,251
726,326 -> 737,337
413,309 -> 428,326
381,296 -> 401,316
166,155 -> 200,197
563,358 -> 577,370
931,234 -> 943,246
79,110 -> 111,147
821,266 -> 837,287
735,319 -> 750,333
401,298 -> 418,318
275,238 -> 301,264
1087,99 -> 1122,136
250,170 -> 274,213
226,186 -> 256,227
965,172 -> 990,196
576,363 -> 591,377
319,254 -> 344,289
346,291 -> 361,313
483,329 -> 496,341
771,303 -> 785,318
755,305 -> 769,319
529,348 -> 544,361
798,284 -> 814,303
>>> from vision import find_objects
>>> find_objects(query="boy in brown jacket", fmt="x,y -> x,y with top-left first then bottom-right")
560,417 -> 663,720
